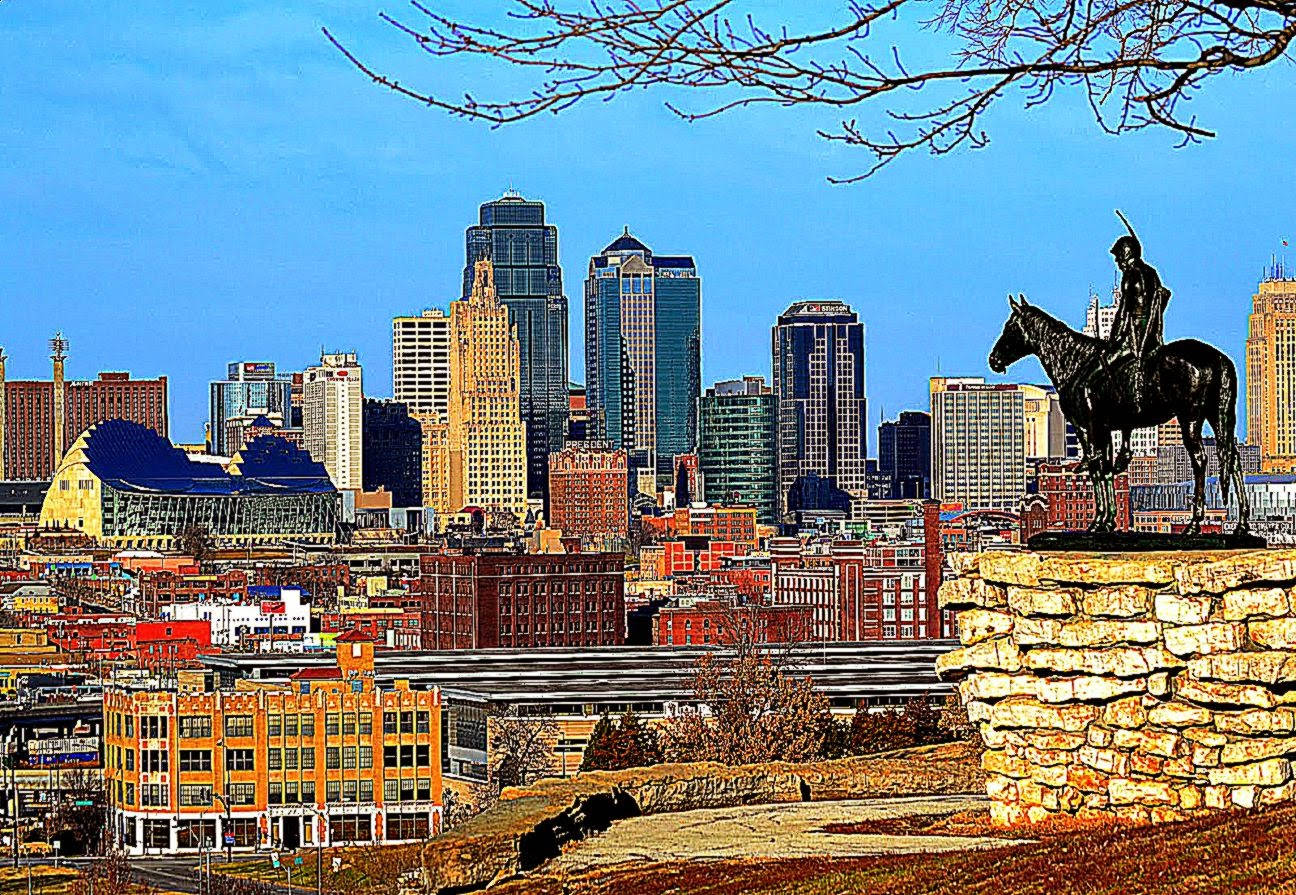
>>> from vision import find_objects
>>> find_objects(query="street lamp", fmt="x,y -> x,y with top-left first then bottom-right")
214,736 -> 232,863
309,807 -> 325,895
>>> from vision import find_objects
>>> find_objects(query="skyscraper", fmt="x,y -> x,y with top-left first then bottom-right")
392,309 -> 452,420
1247,266 -> 1296,472
303,352 -> 364,491
424,260 -> 528,520
463,192 -> 568,503
877,411 -> 931,499
697,376 -> 777,523
931,377 -> 1037,512
585,229 -> 701,485
209,362 -> 294,457
362,398 -> 423,508
771,301 -> 867,517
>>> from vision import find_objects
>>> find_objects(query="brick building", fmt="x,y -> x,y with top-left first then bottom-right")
252,564 -> 352,606
319,609 -> 424,650
1030,461 -> 1130,533
414,551 -> 625,649
0,336 -> 168,480
639,538 -> 745,579
547,443 -> 628,543
640,505 -> 759,549
655,599 -> 811,646
103,635 -> 441,855
136,570 -> 251,616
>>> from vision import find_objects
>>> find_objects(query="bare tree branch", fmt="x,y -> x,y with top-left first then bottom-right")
324,0 -> 1296,179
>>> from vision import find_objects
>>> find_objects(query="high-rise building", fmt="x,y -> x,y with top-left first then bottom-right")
567,383 -> 589,442
697,376 -> 777,523
303,352 -> 364,491
209,362 -> 293,457
1247,268 -> 1296,472
392,309 -> 452,420
547,442 -> 629,544
362,398 -> 423,508
0,335 -> 168,481
877,411 -> 931,499
423,261 -> 528,520
463,192 -> 568,503
585,229 -> 701,485
930,377 -> 1028,513
771,301 -> 867,517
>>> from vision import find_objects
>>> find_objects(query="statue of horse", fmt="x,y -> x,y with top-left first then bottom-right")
989,295 -> 1250,535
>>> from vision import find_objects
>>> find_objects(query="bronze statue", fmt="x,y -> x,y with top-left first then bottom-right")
988,213 -> 1250,536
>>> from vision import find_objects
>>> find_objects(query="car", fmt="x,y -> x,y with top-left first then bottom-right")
19,841 -> 53,857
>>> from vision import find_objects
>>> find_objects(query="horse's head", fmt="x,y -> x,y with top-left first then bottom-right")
989,295 -> 1035,373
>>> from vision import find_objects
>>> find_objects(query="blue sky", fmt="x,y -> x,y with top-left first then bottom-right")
3,1 -> 1294,444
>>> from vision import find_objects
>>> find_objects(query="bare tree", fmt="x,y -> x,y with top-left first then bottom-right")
488,709 -> 560,791
325,1 -> 1296,180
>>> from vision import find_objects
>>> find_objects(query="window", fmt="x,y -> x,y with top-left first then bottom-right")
343,781 -> 357,802
267,715 -> 282,738
383,779 -> 398,802
400,745 -> 414,766
229,783 -> 256,806
141,716 -> 169,739
328,815 -> 372,842
142,750 -> 168,773
140,784 -> 167,807
285,781 -> 299,804
326,714 -> 340,736
124,716 -> 134,738
268,782 -> 283,806
415,745 -> 429,767
179,716 -> 212,739
285,715 -> 299,737
179,750 -> 211,772
343,746 -> 356,770
326,781 -> 341,803
226,749 -> 255,771
416,778 -> 431,801
179,784 -> 212,807
359,746 -> 372,769
268,750 -> 282,771
302,748 -> 315,770
300,714 -> 315,737
416,712 -> 429,733
224,715 -> 253,738
125,749 -> 134,772
327,747 -> 340,770
399,778 -> 415,802
383,712 -> 397,734
143,820 -> 170,850
284,748 -> 298,770
359,715 -> 372,735
343,715 -> 356,736
359,780 -> 373,803
301,781 -> 315,803
400,711 -> 413,732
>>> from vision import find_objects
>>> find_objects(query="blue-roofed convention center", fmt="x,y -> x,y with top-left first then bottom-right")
39,419 -> 339,548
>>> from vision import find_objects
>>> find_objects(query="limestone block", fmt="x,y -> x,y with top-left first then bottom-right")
1055,619 -> 1160,648
939,577 -> 1007,611
957,609 -> 1015,645
1017,779 -> 1046,806
1177,785 -> 1203,810
1067,765 -> 1109,793
1188,652 -> 1296,686
1249,618 -> 1296,650
1163,622 -> 1244,657
1024,731 -> 1086,752
1079,745 -> 1130,776
982,749 -> 1033,778
1025,804 -> 1051,824
1203,785 -> 1231,809
984,774 -> 1018,802
1192,745 -> 1222,768
1221,587 -> 1291,621
1149,806 -> 1189,823
1031,763 -> 1069,788
1037,675 -> 1145,705
1148,672 -> 1172,697
1231,786 -> 1258,809
1176,678 -> 1277,710
1161,756 -> 1196,779
1108,777 -> 1175,806
1036,554 -> 1178,587
989,800 -> 1027,825
1207,757 -> 1292,787
961,672 -> 1040,702
1175,550 -> 1296,595
989,698 -> 1100,732
1219,737 -> 1296,766
935,637 -> 1022,678
1087,726 -> 1114,747
1008,586 -> 1079,618
1025,747 -> 1076,767
966,700 -> 991,723
1102,697 -> 1149,730
1214,708 -> 1296,736
1024,646 -> 1180,678
1012,617 -> 1064,647
1129,752 -> 1165,776
1147,701 -> 1215,728
978,552 -> 1043,587
1182,726 -> 1228,747
1154,593 -> 1212,626
946,552 -> 981,577
1257,779 -> 1296,806
1082,585 -> 1153,619
1111,727 -> 1180,758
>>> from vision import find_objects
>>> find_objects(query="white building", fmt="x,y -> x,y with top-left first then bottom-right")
162,586 -> 310,650
392,309 -> 452,420
304,352 -> 364,490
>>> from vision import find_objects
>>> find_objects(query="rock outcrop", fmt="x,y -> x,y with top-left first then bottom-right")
939,549 -> 1296,825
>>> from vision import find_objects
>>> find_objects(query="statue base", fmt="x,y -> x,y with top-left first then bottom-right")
1028,530 -> 1267,552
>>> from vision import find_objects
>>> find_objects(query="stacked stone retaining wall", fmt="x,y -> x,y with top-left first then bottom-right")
939,550 -> 1296,824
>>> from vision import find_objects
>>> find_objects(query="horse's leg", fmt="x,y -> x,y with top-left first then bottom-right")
1114,428 -> 1133,475
1088,429 -> 1115,533
1181,415 -> 1207,535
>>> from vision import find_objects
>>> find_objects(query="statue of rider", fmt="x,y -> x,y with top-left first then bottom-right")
1106,211 -> 1170,407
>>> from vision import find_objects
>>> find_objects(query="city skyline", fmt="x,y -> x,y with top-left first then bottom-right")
5,4 -> 1295,444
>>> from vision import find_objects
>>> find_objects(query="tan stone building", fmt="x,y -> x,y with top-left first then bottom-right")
422,261 -> 528,521
1246,274 -> 1296,472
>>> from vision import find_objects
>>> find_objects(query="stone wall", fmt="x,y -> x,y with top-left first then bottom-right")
938,549 -> 1296,825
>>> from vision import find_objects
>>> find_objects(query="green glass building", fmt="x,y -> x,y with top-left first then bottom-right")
697,376 -> 777,523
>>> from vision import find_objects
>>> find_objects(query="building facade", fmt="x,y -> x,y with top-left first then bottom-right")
39,421 -> 339,548
584,230 -> 701,484
547,443 -> 629,544
1247,271 -> 1296,472
931,377 -> 1034,513
303,353 -> 364,491
0,337 -> 168,481
392,309 -> 451,422
1031,461 -> 1131,532
697,376 -> 777,523
423,261 -> 528,521
464,193 -> 568,503
361,399 -> 423,508
771,301 -> 867,517
877,410 -> 931,499
415,551 -> 625,649
209,363 -> 293,458
103,637 -> 441,855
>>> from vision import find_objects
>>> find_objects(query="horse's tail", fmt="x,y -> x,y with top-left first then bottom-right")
1213,354 -> 1250,532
